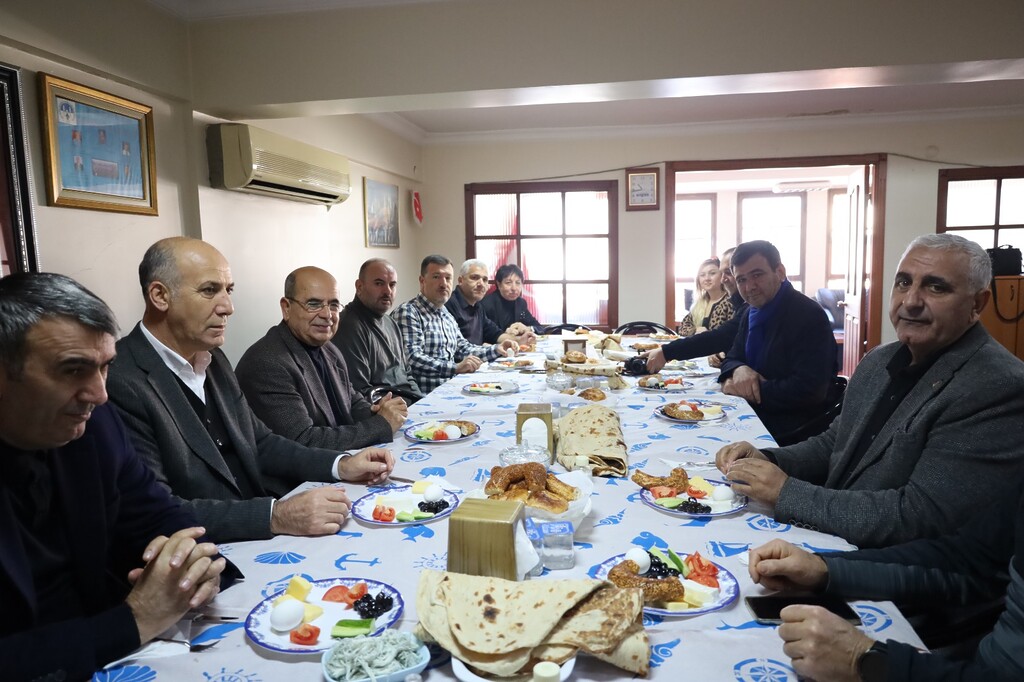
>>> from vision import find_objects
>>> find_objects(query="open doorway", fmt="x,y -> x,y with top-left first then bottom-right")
665,155 -> 887,375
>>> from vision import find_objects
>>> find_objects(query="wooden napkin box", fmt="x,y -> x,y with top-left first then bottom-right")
516,402 -> 554,456
447,498 -> 525,580
562,338 -> 587,355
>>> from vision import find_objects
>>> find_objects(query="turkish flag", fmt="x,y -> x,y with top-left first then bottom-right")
411,190 -> 423,225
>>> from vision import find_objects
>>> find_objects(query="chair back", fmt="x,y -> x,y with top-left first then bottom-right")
774,376 -> 848,446
815,288 -> 845,331
614,321 -> 675,335
542,323 -> 591,334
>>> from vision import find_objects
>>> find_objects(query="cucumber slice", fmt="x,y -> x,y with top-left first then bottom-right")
396,511 -> 416,523
666,548 -> 686,574
411,510 -> 436,520
331,618 -> 374,638
654,497 -> 684,509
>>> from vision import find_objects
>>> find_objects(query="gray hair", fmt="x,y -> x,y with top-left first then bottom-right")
460,259 -> 488,277
0,272 -> 118,377
902,233 -> 991,293
138,239 -> 181,296
420,254 -> 451,277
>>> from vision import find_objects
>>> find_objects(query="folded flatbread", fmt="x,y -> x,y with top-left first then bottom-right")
555,404 -> 628,477
416,570 -> 649,677
544,359 -> 621,377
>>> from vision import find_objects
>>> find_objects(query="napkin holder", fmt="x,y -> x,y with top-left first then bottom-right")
447,498 -> 525,581
562,338 -> 587,355
516,403 -> 554,457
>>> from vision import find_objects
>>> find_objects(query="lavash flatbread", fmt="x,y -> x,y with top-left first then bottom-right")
416,571 -> 650,677
555,404 -> 628,477
544,359 -> 621,377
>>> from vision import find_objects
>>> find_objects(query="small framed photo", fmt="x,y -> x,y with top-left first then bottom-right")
364,178 -> 400,248
38,73 -> 157,215
625,166 -> 660,211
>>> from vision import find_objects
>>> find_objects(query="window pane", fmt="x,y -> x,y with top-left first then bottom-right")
521,238 -> 564,279
566,283 -> 608,326
996,227 -> 1024,252
1000,179 -> 1024,225
474,194 -> 517,237
524,283 -> 562,325
946,229 -> 995,250
566,191 -> 609,235
946,180 -> 996,227
674,283 -> 695,321
475,239 -> 518,276
741,195 -> 803,277
829,192 -> 850,279
520,192 -> 563,235
565,238 -> 609,280
674,198 -> 714,303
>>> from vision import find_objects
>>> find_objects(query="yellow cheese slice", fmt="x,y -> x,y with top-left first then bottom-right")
285,575 -> 312,601
302,603 -> 324,623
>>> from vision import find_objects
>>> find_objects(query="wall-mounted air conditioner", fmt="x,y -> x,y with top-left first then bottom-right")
207,123 -> 350,206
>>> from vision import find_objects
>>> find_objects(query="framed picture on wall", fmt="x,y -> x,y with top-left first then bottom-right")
1,63 -> 39,275
364,177 -> 399,248
625,166 -> 660,211
38,73 -> 158,215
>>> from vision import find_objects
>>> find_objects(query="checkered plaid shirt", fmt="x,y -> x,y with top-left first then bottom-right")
392,293 -> 499,393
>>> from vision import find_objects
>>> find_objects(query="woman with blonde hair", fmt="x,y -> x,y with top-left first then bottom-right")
679,257 -> 734,336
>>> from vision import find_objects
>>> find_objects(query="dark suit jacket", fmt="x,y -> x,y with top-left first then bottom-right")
445,287 -> 505,344
0,404 -> 203,680
769,323 -> 1024,547
719,284 -> 837,438
479,290 -> 541,332
235,322 -> 393,450
107,324 -> 340,542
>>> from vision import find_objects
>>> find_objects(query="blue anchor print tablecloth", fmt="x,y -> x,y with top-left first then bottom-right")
100,342 -> 924,681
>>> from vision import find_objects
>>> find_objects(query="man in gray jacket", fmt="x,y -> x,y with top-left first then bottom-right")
108,238 -> 394,543
717,233 -> 1024,547
235,266 -> 407,450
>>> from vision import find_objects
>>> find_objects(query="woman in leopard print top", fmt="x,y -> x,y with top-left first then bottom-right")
678,258 -> 734,336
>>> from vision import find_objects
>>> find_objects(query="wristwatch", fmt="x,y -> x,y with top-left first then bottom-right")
856,640 -> 889,681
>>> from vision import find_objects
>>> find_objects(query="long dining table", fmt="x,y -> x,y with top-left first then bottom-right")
94,336 -> 925,682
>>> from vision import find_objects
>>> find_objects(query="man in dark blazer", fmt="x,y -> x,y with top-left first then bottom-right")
718,240 -> 838,441
235,266 -> 407,450
0,273 -> 227,680
717,234 -> 1024,547
107,238 -> 395,543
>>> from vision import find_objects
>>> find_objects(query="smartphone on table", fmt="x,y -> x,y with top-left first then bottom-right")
744,593 -> 862,625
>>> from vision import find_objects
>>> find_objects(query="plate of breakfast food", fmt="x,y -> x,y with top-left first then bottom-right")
653,400 -> 726,423
246,576 -> 403,654
352,482 -> 459,525
404,420 -> 479,443
635,375 -> 693,393
461,381 -> 520,395
635,471 -> 746,518
596,547 -> 739,617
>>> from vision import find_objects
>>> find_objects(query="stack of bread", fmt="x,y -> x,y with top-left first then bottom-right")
555,404 -> 628,477
415,570 -> 650,677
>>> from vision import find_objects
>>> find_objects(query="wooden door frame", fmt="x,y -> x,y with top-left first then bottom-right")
665,154 -> 888,361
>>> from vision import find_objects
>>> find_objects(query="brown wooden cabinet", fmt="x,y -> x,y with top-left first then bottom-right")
980,276 -> 1024,359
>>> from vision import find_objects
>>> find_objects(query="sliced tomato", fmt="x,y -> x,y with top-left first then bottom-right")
323,585 -> 351,603
685,486 -> 708,499
685,551 -> 719,577
378,506 -> 397,523
688,572 -> 720,589
372,504 -> 386,521
289,623 -> 320,646
433,430 -> 449,441
649,485 -> 677,499
346,582 -> 369,604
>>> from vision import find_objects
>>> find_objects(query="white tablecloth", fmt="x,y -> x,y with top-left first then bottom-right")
94,342 -> 925,682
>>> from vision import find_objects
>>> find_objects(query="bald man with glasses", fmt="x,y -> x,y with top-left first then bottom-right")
236,266 -> 407,451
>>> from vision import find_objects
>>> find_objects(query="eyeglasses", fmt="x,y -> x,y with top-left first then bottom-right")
287,297 -> 342,313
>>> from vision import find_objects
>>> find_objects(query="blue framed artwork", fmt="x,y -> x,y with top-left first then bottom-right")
39,73 -> 157,215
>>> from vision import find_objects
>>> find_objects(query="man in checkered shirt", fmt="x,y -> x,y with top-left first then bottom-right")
393,255 -> 518,393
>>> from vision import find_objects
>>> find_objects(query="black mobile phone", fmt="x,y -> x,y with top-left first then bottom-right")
744,593 -> 862,625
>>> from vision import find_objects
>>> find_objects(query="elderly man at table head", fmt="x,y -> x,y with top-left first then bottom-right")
235,266 -> 407,451
334,258 -> 424,404
717,240 -> 838,443
445,258 -> 537,347
717,233 -> 1024,548
0,272 -> 228,680
646,246 -> 747,373
745,476 -> 1024,682
392,254 -> 518,393
107,237 -> 394,543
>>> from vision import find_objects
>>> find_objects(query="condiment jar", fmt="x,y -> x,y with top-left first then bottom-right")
545,371 -> 572,392
499,442 -> 550,466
